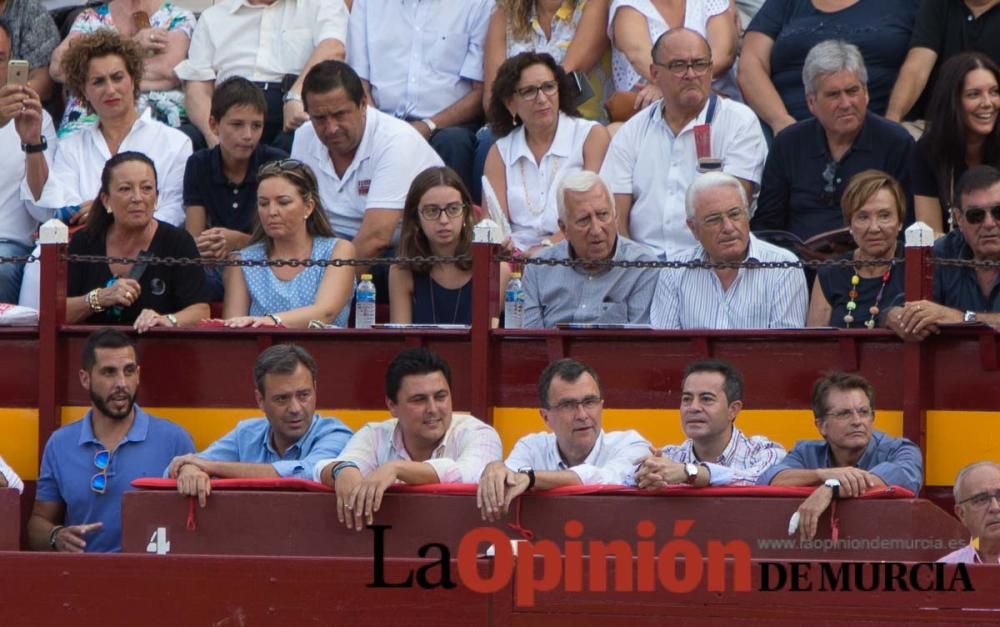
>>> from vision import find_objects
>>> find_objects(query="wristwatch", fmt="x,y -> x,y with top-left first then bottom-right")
421,118 -> 438,134
21,136 -> 47,154
517,466 -> 536,490
684,462 -> 699,484
282,90 -> 302,103
964,310 -> 978,323
824,478 -> 841,499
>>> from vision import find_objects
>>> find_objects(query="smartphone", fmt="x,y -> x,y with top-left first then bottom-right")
569,70 -> 594,106
6,60 -> 28,87
132,11 -> 151,30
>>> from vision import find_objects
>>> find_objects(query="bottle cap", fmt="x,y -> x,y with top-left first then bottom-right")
361,273 -> 373,280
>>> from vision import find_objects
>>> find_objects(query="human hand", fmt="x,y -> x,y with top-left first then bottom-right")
196,228 -> 229,259
52,522 -> 103,552
176,463 -> 212,508
0,83 -> 26,128
339,463 -> 397,531
223,315 -> 279,328
794,486 -> 834,541
635,448 -> 685,489
100,277 -> 142,309
282,99 -> 308,133
634,83 -> 662,110
69,200 -> 94,226
10,85 -> 43,144
477,461 -> 530,522
135,27 -> 169,55
167,453 -> 212,478
894,300 -> 961,337
133,308 -> 175,333
409,120 -> 434,140
816,467 -> 878,498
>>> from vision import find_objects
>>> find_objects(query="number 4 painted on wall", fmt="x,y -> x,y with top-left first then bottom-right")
146,527 -> 170,555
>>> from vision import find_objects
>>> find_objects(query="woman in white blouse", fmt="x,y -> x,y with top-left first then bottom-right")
483,52 -> 610,256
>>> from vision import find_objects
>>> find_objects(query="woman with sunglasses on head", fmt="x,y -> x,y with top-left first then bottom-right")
65,152 -> 209,332
389,167 -> 476,325
484,51 -> 609,257
222,159 -> 355,329
807,169 -> 905,328
912,52 -> 1000,237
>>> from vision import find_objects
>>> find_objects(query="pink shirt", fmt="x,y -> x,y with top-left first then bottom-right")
938,544 -> 1000,564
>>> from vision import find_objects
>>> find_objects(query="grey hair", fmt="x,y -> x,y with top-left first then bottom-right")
953,461 -> 1000,503
556,170 -> 614,222
802,40 -> 868,97
685,171 -> 748,219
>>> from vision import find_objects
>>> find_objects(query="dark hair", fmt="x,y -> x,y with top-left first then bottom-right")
211,76 -> 267,121
811,372 -> 875,421
86,151 -> 158,235
683,359 -> 743,404
302,60 -> 366,109
488,51 -> 579,136
651,27 -> 713,65
399,166 -> 475,273
537,358 -> 602,408
250,160 -> 335,254
385,347 -> 452,403
0,19 -> 13,52
921,52 -> 1000,208
81,327 -> 135,371
254,344 -> 317,394
956,164 -> 1000,209
62,29 -> 144,115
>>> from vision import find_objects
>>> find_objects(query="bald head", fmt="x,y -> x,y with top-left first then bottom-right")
651,28 -> 712,66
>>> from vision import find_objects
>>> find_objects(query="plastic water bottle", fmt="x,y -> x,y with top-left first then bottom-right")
355,274 -> 376,329
504,272 -> 525,329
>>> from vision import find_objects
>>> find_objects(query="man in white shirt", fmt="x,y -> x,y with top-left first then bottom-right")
0,21 -> 56,303
0,454 -> 24,493
477,358 -> 650,522
315,347 -> 501,531
347,0 -> 492,193
634,359 -> 786,489
600,28 -> 766,257
651,172 -> 808,329
175,0 -> 349,151
291,60 -> 442,278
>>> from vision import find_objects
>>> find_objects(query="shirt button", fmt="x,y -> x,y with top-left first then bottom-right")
233,189 -> 238,195
232,202 -> 239,209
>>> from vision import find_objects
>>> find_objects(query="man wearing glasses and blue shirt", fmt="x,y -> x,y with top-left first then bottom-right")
757,372 -> 923,542
27,328 -> 195,552
477,358 -> 650,522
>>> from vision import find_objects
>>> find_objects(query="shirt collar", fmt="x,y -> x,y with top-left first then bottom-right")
264,413 -> 318,455
509,113 -> 575,164
230,0 -> 281,13
655,96 -> 712,137
78,404 -> 151,447
568,234 -> 621,275
318,106 -> 375,180
211,144 -> 270,186
556,429 -> 606,469
695,233 -> 757,264
390,414 -> 456,460
810,111 -> 873,158
823,429 -> 883,468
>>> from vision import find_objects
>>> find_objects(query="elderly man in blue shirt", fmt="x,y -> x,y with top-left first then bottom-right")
757,371 -> 923,541
168,344 -> 352,506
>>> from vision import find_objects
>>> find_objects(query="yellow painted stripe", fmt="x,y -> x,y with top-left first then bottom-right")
0,406 -> 989,485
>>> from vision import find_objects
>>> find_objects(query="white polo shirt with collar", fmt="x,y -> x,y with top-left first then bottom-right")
291,105 -> 443,241
599,96 -> 766,257
175,0 -> 349,84
496,112 -> 598,251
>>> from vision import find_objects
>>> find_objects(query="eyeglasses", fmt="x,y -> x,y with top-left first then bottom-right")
418,202 -> 467,221
258,158 -> 307,178
700,207 -> 746,229
851,210 -> 899,228
825,406 -> 873,421
514,80 -> 559,100
654,58 -> 713,77
91,448 -> 111,494
547,396 -> 603,414
960,205 -> 1000,225
958,489 -> 1000,509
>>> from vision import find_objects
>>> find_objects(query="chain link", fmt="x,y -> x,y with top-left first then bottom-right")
494,253 -> 899,270
61,253 -> 472,268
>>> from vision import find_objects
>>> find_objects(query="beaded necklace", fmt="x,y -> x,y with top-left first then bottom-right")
844,263 -> 893,329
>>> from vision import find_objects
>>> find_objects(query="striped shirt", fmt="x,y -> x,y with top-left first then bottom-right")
312,413 -> 502,484
661,426 -> 787,486
504,429 -> 652,485
650,234 -> 808,329
0,455 -> 23,493
938,544 -> 1000,564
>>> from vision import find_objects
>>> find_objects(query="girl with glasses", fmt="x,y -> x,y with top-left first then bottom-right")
390,167 -> 477,325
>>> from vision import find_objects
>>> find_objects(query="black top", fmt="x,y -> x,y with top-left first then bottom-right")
907,0 -> 1000,119
411,272 -> 472,325
68,221 -> 210,324
753,112 -> 915,241
931,229 -> 1000,313
910,141 -> 968,229
817,252 -> 905,328
182,143 -> 289,233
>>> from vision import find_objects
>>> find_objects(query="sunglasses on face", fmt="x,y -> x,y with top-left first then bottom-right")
91,448 -> 111,494
960,205 -> 1000,225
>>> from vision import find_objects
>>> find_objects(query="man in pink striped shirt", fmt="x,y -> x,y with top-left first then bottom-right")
939,461 -> 1000,565
315,347 -> 501,531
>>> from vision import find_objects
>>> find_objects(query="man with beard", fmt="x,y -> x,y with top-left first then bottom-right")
27,328 -> 194,552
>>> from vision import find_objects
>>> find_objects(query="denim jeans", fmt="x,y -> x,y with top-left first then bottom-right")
0,240 -> 31,304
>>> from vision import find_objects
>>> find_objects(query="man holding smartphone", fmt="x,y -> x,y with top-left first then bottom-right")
0,21 -> 56,304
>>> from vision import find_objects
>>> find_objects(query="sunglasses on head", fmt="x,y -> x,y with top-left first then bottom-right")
960,205 -> 1000,225
91,448 -> 111,494
257,158 -> 307,178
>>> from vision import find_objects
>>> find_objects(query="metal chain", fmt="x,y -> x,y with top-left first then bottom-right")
493,254 -> 899,270
61,253 -> 472,268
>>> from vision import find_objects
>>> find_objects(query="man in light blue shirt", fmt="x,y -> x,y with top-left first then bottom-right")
168,344 -> 352,506
28,328 -> 195,553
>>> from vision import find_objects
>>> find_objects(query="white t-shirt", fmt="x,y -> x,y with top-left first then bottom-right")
599,95 -> 766,256
291,106 -> 443,241
0,111 -> 56,246
495,113 -> 597,250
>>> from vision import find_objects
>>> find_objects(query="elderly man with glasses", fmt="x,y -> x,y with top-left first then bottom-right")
477,358 -> 650,522
886,165 -> 1000,341
751,40 -> 914,248
600,27 -> 765,259
757,372 -> 923,541
940,461 -> 1000,565
650,171 -> 807,329
27,328 -> 195,553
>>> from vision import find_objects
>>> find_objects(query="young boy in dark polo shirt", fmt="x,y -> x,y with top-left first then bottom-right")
183,77 -> 288,300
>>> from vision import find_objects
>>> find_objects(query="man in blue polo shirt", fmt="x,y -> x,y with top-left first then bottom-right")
167,344 -> 352,506
27,328 -> 195,553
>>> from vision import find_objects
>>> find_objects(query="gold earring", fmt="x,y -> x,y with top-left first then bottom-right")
512,111 -> 518,125
105,206 -> 112,214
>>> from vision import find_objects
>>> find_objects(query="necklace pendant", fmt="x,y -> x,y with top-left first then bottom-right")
843,314 -> 854,325
864,319 -> 876,329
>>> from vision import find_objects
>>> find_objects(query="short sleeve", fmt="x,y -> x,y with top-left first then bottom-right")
174,13 -> 216,82
68,8 -> 105,35
152,4 -> 196,38
599,115 -> 641,195
182,152 -> 204,208
35,438 -> 63,503
459,0 -> 492,82
910,143 -> 940,199
704,0 -> 730,18
908,0 -> 945,51
365,130 -> 443,210
313,0 -> 349,46
347,0 -> 370,80
745,0 -> 788,38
